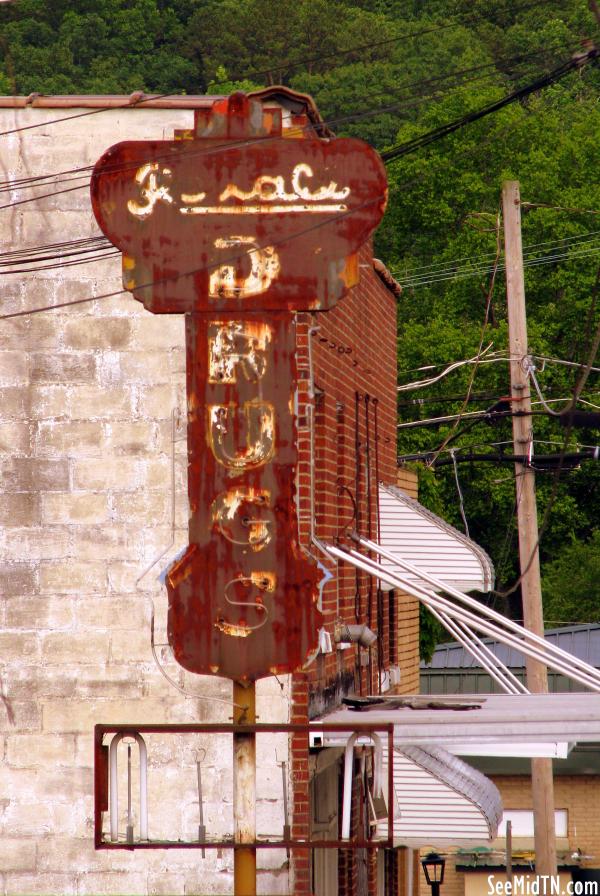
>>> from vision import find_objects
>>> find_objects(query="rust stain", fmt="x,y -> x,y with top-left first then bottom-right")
90,90 -> 387,681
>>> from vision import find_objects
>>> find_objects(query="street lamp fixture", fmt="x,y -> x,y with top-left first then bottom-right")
421,852 -> 446,896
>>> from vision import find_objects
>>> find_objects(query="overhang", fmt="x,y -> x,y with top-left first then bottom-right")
378,484 -> 494,593
374,743 -> 502,847
313,693 -> 600,748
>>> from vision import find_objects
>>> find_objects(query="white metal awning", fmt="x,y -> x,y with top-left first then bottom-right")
378,484 -> 494,593
313,692 -> 600,748
374,742 -> 503,847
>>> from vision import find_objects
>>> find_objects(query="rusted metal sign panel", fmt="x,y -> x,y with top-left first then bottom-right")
91,94 -> 387,314
91,91 -> 387,680
167,312 -> 321,679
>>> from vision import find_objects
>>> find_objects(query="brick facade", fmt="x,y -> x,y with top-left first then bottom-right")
291,246 -> 422,896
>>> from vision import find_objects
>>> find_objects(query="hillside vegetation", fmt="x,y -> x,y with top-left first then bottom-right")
2,0 -> 600,653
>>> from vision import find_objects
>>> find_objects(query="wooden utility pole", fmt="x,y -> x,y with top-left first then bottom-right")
502,180 -> 557,877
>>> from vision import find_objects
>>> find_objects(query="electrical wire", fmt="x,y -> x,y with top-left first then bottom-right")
219,0 -> 559,85
0,91 -> 177,139
0,0 -> 569,141
397,407 -> 534,429
325,42 -> 571,115
396,235 -> 600,284
4,47 -> 576,307
0,51 -> 571,217
398,353 -> 511,392
0,43 -> 555,201
0,43 -> 572,202
534,354 -> 600,374
523,201 -> 600,215
397,344 -> 498,391
526,360 -> 564,416
380,46 -> 600,164
428,209 -> 502,463
0,43 -> 589,218
393,228 -> 600,280
493,264 -> 600,599
0,192 -> 386,319
397,244 -> 600,288
450,449 -> 470,537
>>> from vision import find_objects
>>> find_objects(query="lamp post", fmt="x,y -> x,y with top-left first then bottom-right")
421,852 -> 446,896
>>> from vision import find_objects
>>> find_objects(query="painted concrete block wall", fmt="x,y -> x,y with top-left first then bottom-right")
0,105 -> 290,896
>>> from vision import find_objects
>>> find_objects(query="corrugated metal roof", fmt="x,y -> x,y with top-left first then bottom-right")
422,624 -> 600,670
375,743 -> 502,847
378,484 -> 495,593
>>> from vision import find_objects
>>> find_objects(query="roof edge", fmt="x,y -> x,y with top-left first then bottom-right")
0,93 -> 228,109
397,743 -> 503,839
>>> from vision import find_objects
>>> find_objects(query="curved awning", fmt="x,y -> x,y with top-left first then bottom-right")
378,484 -> 494,593
375,743 -> 502,847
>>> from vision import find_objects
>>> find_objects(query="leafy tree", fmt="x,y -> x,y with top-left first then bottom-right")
2,0 -> 599,653
542,530 -> 600,624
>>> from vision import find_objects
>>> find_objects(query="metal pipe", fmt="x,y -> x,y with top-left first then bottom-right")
280,758 -> 290,856
126,744 -> 134,845
109,732 -> 148,843
357,534 -> 600,690
428,605 -> 527,695
233,681 -> 256,896
341,731 -> 383,839
345,544 -> 600,692
341,732 -> 359,839
326,543 -> 600,692
197,756 -> 206,858
371,732 -> 383,798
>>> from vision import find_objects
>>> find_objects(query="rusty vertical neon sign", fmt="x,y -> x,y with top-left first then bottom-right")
91,91 -> 387,681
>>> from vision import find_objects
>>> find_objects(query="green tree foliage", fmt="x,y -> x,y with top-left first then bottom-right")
0,0 -> 202,94
542,530 -> 600,624
2,0 -> 599,649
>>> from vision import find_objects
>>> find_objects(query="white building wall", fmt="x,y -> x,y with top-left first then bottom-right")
0,104 -> 290,896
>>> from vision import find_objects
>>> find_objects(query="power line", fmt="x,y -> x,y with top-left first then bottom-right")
380,46 -> 600,164
0,0 -> 566,141
393,228 -> 600,280
0,192 -> 385,320
0,52 -> 576,274
0,44 -> 578,217
324,45 -> 566,115
523,201 -> 600,215
398,244 -> 600,288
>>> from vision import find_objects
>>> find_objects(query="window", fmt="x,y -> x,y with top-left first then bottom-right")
498,809 -> 568,838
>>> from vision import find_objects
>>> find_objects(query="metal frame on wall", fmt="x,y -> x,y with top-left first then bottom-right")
94,722 -> 394,850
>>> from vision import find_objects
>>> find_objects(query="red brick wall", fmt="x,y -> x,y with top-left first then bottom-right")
292,242 -> 400,896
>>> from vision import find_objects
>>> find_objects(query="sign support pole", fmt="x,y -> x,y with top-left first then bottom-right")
502,180 -> 557,876
233,680 -> 257,896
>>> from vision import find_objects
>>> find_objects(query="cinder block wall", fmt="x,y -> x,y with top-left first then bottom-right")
0,105 -> 290,896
